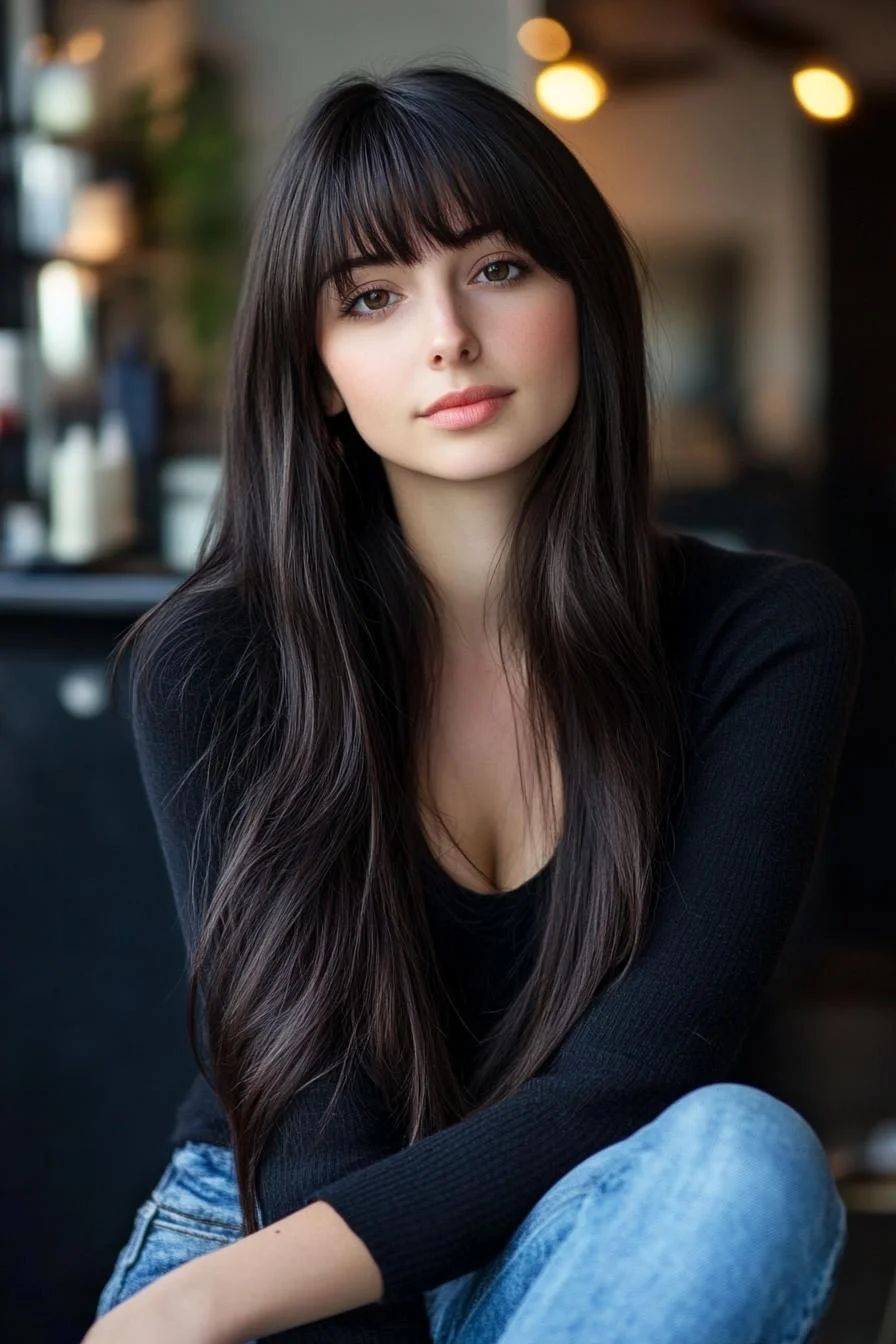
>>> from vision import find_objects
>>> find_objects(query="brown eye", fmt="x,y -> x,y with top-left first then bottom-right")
474,257 -> 530,289
341,286 -> 395,318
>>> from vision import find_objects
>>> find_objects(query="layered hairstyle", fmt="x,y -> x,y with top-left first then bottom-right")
111,61 -> 689,1235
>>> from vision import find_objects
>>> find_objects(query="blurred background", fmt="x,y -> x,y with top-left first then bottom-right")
1,1 -> 894,1340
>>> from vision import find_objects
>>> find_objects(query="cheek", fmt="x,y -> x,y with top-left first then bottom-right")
512,291 -> 579,389
320,343 -> 402,422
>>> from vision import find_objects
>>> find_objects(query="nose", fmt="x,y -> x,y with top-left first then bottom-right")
424,288 -> 480,367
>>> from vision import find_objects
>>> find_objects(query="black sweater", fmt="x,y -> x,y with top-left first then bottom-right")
130,532 -> 863,1342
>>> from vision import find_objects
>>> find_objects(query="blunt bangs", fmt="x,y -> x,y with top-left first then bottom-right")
309,93 -> 571,307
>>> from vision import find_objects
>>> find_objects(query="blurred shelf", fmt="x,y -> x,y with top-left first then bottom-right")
0,558 -> 181,616
837,1174 -> 896,1215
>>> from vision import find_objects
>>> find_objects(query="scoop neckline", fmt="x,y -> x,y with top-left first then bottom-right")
421,842 -> 554,901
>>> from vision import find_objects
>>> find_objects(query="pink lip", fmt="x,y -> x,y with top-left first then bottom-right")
423,394 -> 513,430
421,385 -> 513,416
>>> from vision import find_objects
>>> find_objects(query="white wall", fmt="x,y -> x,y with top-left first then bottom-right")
198,0 -> 536,204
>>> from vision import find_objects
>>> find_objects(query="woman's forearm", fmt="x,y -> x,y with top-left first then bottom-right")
185,1199 -> 385,1343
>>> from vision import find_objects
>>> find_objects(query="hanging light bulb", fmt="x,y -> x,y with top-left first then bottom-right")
792,65 -> 855,121
536,61 -> 607,121
517,17 -> 571,63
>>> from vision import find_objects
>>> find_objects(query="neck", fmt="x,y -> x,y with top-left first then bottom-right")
381,450 -> 541,658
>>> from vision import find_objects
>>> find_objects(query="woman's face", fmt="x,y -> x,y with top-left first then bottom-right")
314,229 -> 580,484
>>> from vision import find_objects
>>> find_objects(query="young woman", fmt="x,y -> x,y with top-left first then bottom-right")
84,61 -> 863,1344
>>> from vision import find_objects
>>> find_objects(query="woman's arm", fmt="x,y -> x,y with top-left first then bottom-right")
103,553 -> 862,1336
187,1200 -> 383,1339
106,590 -> 430,1343
83,1201 -> 382,1344
249,551 -> 865,1311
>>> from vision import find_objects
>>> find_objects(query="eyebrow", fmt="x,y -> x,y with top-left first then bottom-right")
322,224 -> 504,287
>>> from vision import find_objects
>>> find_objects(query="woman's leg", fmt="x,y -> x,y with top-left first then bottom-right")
424,1083 -> 847,1344
94,1140 -> 256,1340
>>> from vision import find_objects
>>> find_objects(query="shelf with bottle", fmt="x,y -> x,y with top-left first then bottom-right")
0,311 -> 171,566
2,411 -> 139,571
0,20 -> 237,591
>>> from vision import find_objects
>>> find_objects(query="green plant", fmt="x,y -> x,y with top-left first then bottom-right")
116,51 -> 246,362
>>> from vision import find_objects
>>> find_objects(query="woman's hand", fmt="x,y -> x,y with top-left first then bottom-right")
80,1257 -> 232,1344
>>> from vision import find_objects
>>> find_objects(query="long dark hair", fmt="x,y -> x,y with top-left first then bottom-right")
111,60 -> 689,1235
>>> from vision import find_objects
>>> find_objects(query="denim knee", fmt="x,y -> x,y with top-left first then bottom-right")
654,1083 -> 844,1260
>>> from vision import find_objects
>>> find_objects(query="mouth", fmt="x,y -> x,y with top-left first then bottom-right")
421,385 -> 514,417
421,392 -> 514,431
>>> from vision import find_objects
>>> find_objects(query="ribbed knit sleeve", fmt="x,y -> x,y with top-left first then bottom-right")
127,589 -> 255,960
129,590 -> 438,1342
130,547 -> 863,1342
267,550 -> 864,1313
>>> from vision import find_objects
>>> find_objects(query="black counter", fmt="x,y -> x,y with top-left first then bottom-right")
0,559 -> 197,1342
0,569 -> 180,616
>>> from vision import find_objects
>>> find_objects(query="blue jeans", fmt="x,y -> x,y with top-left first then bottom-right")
95,1083 -> 846,1343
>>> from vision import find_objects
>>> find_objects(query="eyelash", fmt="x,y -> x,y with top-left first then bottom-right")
337,255 -> 532,321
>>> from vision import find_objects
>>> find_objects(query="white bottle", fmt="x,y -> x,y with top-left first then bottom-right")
48,423 -> 100,563
95,409 -> 137,552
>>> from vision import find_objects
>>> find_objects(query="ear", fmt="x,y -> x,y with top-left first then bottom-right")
315,360 -> 346,417
323,385 -> 346,417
